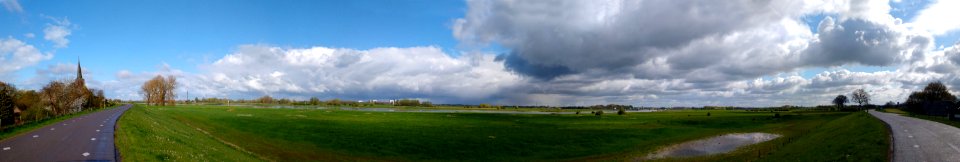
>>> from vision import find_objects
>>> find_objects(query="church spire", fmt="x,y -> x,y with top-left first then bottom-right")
77,57 -> 83,80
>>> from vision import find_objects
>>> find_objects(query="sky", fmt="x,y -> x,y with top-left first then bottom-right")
2,0 -> 960,107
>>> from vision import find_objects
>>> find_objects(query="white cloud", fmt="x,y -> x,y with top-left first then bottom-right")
0,0 -> 22,13
910,0 -> 960,35
43,18 -> 73,48
0,37 -> 53,82
106,45 -> 523,103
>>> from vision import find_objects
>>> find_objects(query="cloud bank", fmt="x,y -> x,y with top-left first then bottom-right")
13,0 -> 960,107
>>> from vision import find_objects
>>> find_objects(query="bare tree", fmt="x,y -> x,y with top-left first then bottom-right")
164,76 -> 177,106
41,81 -> 70,115
141,75 -> 177,106
852,88 -> 870,109
141,76 -> 158,105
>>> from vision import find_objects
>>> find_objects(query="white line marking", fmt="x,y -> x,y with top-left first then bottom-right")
100,124 -> 103,127
948,143 -> 960,153
91,138 -> 96,141
32,135 -> 38,138
914,145 -> 920,148
2,147 -> 9,150
82,152 -> 89,156
50,128 -> 55,130
96,129 -> 100,132
908,135 -> 914,138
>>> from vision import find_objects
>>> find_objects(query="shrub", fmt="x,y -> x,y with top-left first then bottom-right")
774,113 -> 781,118
707,112 -> 711,116
595,110 -> 603,117
617,108 -> 625,115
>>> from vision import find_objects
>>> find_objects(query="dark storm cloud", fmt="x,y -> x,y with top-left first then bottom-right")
455,0 -> 800,80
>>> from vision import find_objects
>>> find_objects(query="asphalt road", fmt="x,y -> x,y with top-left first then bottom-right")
869,110 -> 960,162
0,104 -> 131,162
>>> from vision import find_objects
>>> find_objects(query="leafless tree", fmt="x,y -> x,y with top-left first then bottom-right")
852,88 -> 870,107
141,75 -> 177,106
41,81 -> 70,115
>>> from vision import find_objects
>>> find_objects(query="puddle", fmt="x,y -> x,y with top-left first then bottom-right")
644,132 -> 780,159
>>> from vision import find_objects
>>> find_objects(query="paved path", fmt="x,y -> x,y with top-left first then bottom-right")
0,104 -> 131,161
869,110 -> 960,162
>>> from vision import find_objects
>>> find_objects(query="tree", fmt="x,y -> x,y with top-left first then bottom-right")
309,97 -> 321,105
163,76 -> 177,106
833,95 -> 848,110
257,95 -> 274,104
921,81 -> 956,102
0,81 -> 16,127
328,98 -> 342,106
852,88 -> 870,109
41,81 -> 70,115
141,75 -> 177,106
905,81 -> 957,113
884,101 -> 896,108
421,101 -> 433,107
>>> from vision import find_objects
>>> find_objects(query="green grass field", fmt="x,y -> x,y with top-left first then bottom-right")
116,105 -> 889,161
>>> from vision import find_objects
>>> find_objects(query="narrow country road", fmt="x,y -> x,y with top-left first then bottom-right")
0,104 -> 131,161
869,110 -> 960,162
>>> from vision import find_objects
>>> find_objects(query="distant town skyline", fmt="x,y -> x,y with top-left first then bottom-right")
2,0 -> 960,107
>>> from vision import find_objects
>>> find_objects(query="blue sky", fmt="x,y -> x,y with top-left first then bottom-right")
3,0 -> 960,107
3,0 -> 465,85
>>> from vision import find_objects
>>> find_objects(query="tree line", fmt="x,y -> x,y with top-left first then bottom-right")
0,80 -> 115,129
830,81 -> 960,116
902,81 -> 957,114
831,88 -> 872,111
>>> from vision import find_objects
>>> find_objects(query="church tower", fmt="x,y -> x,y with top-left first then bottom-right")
76,59 -> 84,87
77,60 -> 83,80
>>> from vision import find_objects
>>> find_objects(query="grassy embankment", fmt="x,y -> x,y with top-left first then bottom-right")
117,104 -> 888,161
0,105 -> 117,140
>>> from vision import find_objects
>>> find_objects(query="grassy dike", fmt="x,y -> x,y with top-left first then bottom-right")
115,104 -> 261,161
755,111 -> 889,161
117,105 -> 889,161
